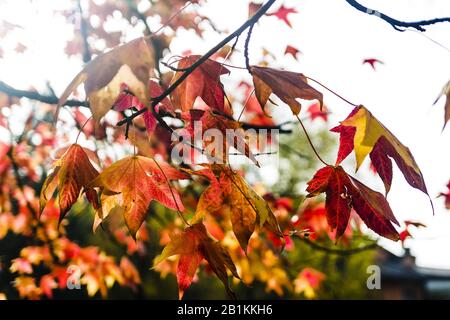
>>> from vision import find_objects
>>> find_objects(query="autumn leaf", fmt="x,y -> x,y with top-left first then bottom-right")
58,37 -> 155,122
170,55 -> 230,114
362,58 -> 384,70
306,165 -> 400,241
331,105 -> 429,198
250,66 -> 323,115
40,144 -> 99,223
307,102 -> 328,122
189,164 -> 283,251
284,45 -> 302,59
294,268 -> 326,299
153,223 -> 240,299
267,5 -> 298,28
87,155 -> 187,237
434,79 -> 450,130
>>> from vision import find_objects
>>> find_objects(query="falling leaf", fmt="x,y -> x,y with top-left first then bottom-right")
306,165 -> 400,241
40,144 -> 99,223
170,55 -> 230,114
284,45 -> 302,59
267,5 -> 298,28
434,79 -> 450,130
153,223 -> 240,299
88,155 -> 187,237
331,105 -> 429,197
251,66 -> 323,115
362,58 -> 384,70
190,164 -> 283,251
58,37 -> 155,122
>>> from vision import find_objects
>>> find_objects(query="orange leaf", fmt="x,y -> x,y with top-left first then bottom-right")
153,223 -> 239,299
88,156 -> 187,237
170,55 -> 230,114
40,144 -> 99,223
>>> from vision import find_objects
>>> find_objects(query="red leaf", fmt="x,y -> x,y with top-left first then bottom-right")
268,5 -> 298,28
363,58 -> 384,70
307,166 -> 400,241
284,45 -> 301,59
170,55 -> 230,114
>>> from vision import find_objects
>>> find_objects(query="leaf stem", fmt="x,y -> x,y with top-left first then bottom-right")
295,115 -> 330,166
306,76 -> 358,108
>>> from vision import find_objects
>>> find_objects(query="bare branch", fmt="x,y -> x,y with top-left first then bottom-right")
346,0 -> 450,32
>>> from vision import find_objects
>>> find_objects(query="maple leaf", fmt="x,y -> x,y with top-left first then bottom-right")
189,165 -> 283,251
362,58 -> 384,70
306,165 -> 400,241
267,5 -> 298,28
170,55 -> 230,114
87,155 -> 187,238
250,66 -> 323,115
153,223 -> 240,299
40,144 -> 99,223
331,105 -> 429,198
284,45 -> 302,59
58,37 -> 155,122
434,79 -> 450,130
307,102 -> 328,122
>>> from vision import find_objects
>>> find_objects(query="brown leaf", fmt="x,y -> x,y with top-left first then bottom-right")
251,66 -> 323,115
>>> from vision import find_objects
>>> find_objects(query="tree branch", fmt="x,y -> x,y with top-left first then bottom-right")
294,235 -> 378,256
346,0 -> 450,32
0,81 -> 87,107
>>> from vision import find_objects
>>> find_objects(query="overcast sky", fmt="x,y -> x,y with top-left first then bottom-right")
1,0 -> 449,268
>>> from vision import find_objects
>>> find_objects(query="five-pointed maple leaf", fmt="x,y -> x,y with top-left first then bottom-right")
58,37 -> 155,122
250,66 -> 323,115
87,155 -> 187,237
363,58 -> 384,70
284,45 -> 302,59
267,5 -> 298,28
306,165 -> 400,241
331,105 -> 429,198
170,55 -> 230,114
188,164 -> 282,251
434,79 -> 450,130
40,144 -> 99,223
153,223 -> 240,299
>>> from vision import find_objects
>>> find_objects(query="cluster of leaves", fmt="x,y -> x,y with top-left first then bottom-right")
0,0 -> 448,300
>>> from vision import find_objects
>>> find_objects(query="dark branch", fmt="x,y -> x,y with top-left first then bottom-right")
346,0 -> 450,32
0,81 -> 87,107
294,235 -> 378,256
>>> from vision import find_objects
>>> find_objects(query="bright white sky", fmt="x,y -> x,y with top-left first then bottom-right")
0,0 -> 449,268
